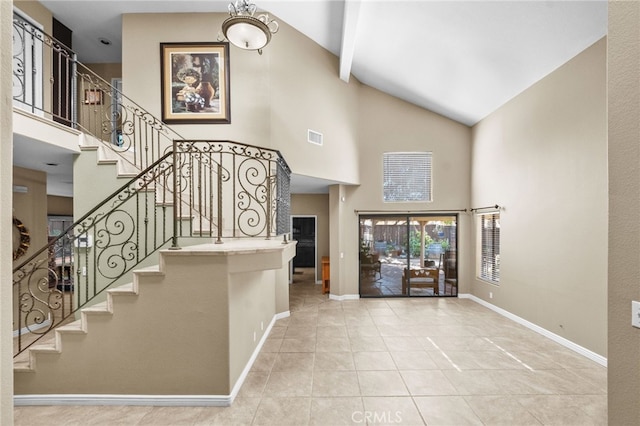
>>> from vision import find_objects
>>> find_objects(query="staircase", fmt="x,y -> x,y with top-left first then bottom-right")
14,241 -> 295,402
12,13 -> 293,403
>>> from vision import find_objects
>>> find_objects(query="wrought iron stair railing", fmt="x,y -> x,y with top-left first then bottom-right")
13,11 -> 181,170
13,141 -> 291,358
11,13 -> 292,358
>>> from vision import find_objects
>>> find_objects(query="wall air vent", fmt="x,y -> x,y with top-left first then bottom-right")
307,129 -> 323,146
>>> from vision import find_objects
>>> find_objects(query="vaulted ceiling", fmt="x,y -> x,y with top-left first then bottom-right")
40,0 -> 607,126
24,1 -> 608,195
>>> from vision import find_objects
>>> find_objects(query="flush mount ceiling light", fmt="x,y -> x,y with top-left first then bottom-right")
220,0 -> 279,55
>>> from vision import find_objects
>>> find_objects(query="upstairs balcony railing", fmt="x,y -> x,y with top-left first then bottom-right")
11,13 -> 291,357
13,11 -> 180,170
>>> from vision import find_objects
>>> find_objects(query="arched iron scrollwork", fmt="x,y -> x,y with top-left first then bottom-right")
93,210 -> 138,280
14,259 -> 64,337
12,153 -> 175,357
236,157 -> 270,237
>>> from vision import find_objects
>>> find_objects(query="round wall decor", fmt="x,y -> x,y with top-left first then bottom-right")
12,216 -> 30,261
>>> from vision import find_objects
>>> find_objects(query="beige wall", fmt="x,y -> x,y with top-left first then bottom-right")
48,195 -> 73,216
471,38 -> 607,356
13,166 -> 48,266
608,1 -> 639,423
85,63 -> 122,84
331,86 -> 472,296
1,0 -> 13,421
269,19 -> 360,185
121,13 -> 360,186
291,194 -> 329,282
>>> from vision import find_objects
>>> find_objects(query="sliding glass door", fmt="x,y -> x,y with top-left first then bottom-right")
359,214 -> 458,298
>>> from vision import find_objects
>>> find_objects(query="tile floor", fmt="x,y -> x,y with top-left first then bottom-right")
14,268 -> 607,425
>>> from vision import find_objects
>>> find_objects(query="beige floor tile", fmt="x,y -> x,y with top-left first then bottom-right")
279,337 -> 316,352
272,352 -> 315,371
237,371 -> 269,397
347,325 -> 381,337
316,325 -> 348,338
362,396 -> 425,425
312,370 -> 361,396
536,369 -> 606,395
344,314 -> 376,327
263,370 -> 313,397
251,352 -> 277,372
14,406 -> 150,426
426,335 -> 497,352
284,326 -> 317,339
391,351 -> 438,370
353,351 -> 397,370
315,336 -> 351,352
464,395 -> 542,425
137,406 -> 206,425
252,397 -> 311,426
195,398 -> 261,426
12,273 -> 609,425
316,313 -> 346,326
268,326 -> 286,339
506,350 -> 566,370
376,325 -> 415,337
401,370 -> 458,396
260,338 -> 283,353
577,394 -> 608,424
489,370 -> 557,395
350,335 -> 388,352
383,336 -> 426,351
314,351 -> 356,371
357,370 -> 409,396
443,370 -> 507,395
517,395 -> 603,425
310,397 -> 364,425
413,396 -> 484,425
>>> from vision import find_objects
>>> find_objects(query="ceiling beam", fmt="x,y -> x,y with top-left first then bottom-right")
339,0 -> 361,83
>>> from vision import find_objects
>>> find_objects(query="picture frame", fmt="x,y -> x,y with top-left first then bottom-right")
160,42 -> 231,124
84,89 -> 103,105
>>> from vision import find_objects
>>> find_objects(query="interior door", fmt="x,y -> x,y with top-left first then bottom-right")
292,217 -> 316,268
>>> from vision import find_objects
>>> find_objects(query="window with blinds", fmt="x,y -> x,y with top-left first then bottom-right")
383,152 -> 432,202
479,213 -> 500,282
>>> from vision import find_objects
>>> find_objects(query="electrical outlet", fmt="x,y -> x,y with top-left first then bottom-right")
632,301 -> 640,328
253,331 -> 257,342
489,292 -> 493,299
82,266 -> 87,276
261,321 -> 264,331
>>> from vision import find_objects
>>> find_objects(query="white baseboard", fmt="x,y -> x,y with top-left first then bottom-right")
329,293 -> 360,301
14,394 -> 232,407
15,312 -> 285,407
275,311 -> 290,320
459,293 -> 607,367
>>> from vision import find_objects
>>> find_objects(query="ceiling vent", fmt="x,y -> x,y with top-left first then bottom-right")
307,129 -> 323,146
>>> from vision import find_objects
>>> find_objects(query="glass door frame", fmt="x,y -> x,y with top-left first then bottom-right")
358,213 -> 459,298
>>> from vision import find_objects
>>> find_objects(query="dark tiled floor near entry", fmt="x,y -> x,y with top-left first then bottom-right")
14,268 -> 606,425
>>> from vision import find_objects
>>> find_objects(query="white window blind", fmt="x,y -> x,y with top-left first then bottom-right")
383,152 -> 432,202
480,213 -> 500,282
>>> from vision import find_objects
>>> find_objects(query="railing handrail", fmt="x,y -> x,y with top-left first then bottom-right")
13,12 -> 185,145
12,12 -> 292,358
12,152 -> 175,275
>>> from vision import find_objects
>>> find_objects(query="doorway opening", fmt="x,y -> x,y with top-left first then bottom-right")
291,216 -> 317,283
359,214 -> 458,297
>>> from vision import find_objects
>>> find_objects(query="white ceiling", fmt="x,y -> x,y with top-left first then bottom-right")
29,0 -> 608,194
